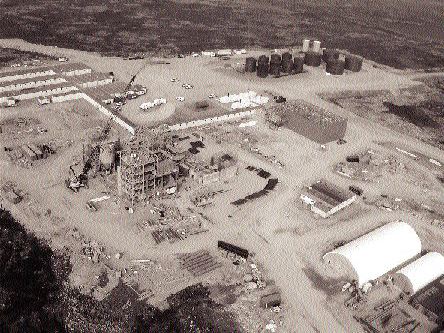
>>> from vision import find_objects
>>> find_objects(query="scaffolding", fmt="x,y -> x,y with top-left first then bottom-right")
119,148 -> 179,204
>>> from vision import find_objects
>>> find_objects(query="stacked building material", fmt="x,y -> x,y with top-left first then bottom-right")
269,53 -> 282,77
293,54 -> 305,73
322,49 -> 340,63
151,227 -> 182,244
326,59 -> 345,75
304,51 -> 322,67
345,55 -> 363,72
257,55 -> 269,78
281,52 -> 293,73
177,250 -> 222,277
244,57 -> 257,73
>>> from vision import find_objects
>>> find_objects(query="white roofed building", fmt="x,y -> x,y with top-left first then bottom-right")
323,221 -> 421,287
395,252 -> 444,295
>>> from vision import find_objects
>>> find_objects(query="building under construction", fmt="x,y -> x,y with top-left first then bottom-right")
118,149 -> 179,203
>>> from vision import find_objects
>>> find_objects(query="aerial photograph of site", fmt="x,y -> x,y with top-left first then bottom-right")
0,0 -> 443,332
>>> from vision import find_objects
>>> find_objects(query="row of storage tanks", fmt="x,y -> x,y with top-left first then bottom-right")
245,40 -> 363,77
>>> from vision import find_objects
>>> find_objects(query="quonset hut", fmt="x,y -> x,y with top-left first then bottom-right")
395,252 -> 444,295
323,221 -> 421,287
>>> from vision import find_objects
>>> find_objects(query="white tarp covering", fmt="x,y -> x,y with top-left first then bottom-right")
219,91 -> 268,110
323,221 -> 421,287
140,98 -> 166,110
396,252 -> 444,294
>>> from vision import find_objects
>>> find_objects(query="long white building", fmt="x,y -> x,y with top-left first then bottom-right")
323,221 -> 421,287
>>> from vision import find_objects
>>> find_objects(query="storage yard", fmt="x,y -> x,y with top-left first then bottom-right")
0,37 -> 443,333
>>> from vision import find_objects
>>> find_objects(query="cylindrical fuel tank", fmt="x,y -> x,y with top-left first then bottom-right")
326,59 -> 345,75
304,51 -> 322,67
269,62 -> 281,77
293,54 -> 305,73
302,39 -> 310,52
322,49 -> 340,63
270,53 -> 282,64
245,57 -> 257,72
312,41 -> 321,53
344,55 -> 363,72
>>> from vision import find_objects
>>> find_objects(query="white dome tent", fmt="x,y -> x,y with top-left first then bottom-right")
323,221 -> 421,287
395,252 -> 444,295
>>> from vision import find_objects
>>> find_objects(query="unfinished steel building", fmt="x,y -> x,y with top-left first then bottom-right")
118,149 -> 179,203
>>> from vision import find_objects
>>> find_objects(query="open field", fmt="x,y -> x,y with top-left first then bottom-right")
0,0 -> 443,69
0,38 -> 444,332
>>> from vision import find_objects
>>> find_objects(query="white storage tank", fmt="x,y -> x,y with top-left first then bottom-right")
313,41 -> 321,53
302,39 -> 310,52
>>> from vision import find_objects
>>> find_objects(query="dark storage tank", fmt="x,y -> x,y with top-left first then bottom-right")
282,59 -> 294,73
293,54 -> 305,73
304,51 -> 322,67
282,52 -> 292,61
345,55 -> 363,72
258,55 -> 269,64
326,59 -> 345,75
270,53 -> 282,64
257,55 -> 269,77
245,57 -> 257,72
269,62 -> 281,77
257,64 -> 269,78
322,49 -> 340,63
281,52 -> 293,73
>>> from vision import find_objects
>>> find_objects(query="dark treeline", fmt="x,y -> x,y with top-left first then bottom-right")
0,209 -> 241,332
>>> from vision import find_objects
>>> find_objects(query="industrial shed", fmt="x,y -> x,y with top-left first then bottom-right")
300,180 -> 356,218
323,221 -> 421,287
395,252 -> 444,295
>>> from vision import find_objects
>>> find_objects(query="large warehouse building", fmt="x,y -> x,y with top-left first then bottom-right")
300,179 -> 356,218
272,100 -> 347,144
323,221 -> 421,287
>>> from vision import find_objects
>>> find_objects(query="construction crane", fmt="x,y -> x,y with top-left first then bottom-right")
124,59 -> 151,93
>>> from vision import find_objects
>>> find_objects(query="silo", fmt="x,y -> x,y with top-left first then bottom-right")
302,39 -> 310,52
257,55 -> 269,78
304,51 -> 322,67
322,49 -> 340,63
326,59 -> 345,75
312,41 -> 321,53
293,54 -> 305,73
281,52 -> 293,73
269,62 -> 281,77
245,57 -> 257,72
345,55 -> 363,72
270,53 -> 282,65
258,55 -> 269,65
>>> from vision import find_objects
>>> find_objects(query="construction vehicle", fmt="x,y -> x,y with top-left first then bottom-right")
65,163 -> 88,192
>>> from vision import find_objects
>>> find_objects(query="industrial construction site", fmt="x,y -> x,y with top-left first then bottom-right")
0,34 -> 443,333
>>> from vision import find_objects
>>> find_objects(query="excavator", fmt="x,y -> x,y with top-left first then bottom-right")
65,163 -> 88,192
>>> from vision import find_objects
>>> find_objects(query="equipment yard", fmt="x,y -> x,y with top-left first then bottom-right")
0,38 -> 443,333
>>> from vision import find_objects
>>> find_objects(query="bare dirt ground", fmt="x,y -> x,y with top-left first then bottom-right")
1,39 -> 443,332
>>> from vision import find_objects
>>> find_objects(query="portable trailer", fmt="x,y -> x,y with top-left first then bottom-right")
218,241 -> 249,258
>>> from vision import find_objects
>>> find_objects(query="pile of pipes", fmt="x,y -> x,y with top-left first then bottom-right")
219,91 -> 269,109
140,98 -> 167,110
